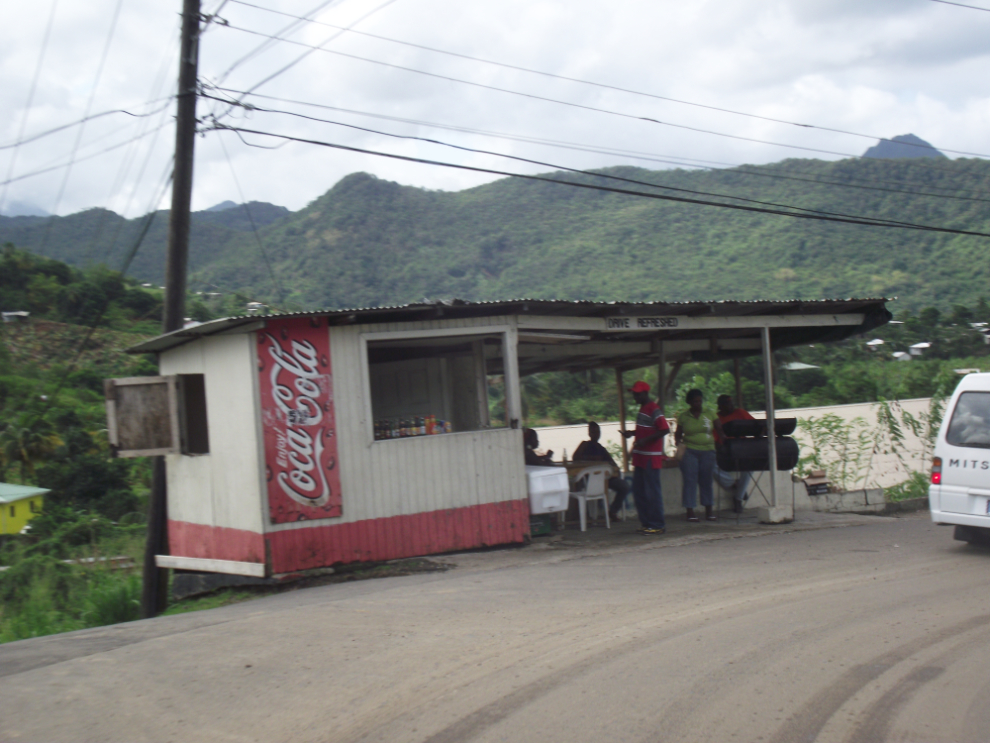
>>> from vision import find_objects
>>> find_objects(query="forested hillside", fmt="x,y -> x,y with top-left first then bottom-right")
3,157 -> 990,313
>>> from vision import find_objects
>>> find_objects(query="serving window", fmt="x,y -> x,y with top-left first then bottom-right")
367,332 -> 507,440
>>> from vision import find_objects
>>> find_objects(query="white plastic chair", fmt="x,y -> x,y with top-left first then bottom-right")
568,466 -> 610,532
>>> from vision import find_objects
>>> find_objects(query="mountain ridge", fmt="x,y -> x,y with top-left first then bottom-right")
2,156 -> 989,314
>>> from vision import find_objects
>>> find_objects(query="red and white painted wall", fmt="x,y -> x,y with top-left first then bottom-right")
159,315 -> 528,577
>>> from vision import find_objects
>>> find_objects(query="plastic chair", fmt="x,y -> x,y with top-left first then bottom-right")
568,467 -> 610,531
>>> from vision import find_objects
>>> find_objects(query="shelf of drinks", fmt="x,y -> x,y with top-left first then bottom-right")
373,415 -> 452,441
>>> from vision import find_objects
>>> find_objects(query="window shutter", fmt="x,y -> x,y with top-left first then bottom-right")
104,376 -> 181,457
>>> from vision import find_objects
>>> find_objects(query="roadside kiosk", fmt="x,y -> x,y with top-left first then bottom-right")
105,298 -> 889,578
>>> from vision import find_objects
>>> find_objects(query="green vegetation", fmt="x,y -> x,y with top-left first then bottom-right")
2,166 -> 988,638
0,247 -> 168,641
0,508 -> 145,641
4,159 -> 990,314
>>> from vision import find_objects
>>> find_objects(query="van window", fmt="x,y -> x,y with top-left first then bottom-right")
946,392 -> 990,448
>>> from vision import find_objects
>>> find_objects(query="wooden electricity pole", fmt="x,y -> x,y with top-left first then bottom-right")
142,0 -> 201,619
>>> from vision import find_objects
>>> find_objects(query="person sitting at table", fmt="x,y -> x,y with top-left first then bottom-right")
713,394 -> 755,513
572,421 -> 633,521
523,428 -> 554,466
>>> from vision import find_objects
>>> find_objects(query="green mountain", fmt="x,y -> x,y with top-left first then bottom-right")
3,157 -> 990,313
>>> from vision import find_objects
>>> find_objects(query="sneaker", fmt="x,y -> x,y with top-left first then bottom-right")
637,527 -> 665,535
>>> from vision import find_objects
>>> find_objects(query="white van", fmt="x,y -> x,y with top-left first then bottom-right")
930,372 -> 990,543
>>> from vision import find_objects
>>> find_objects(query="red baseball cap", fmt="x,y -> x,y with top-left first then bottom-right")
628,381 -> 650,393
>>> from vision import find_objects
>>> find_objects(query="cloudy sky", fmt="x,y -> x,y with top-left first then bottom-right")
1,0 -> 989,217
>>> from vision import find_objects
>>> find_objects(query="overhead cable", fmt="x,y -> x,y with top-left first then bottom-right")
216,133 -> 287,306
41,0 -> 127,245
927,0 -> 990,10
0,101 -> 174,152
202,93 -> 977,226
224,0 -> 989,160
0,0 -> 61,215
0,123 -> 170,189
211,0 -> 400,117
214,22 -> 987,167
211,87 -> 990,204
208,124 -> 990,239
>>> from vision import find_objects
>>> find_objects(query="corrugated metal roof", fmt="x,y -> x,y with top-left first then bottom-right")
128,296 -> 892,354
0,483 -> 50,503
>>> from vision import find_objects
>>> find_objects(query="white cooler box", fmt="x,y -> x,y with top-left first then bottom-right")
525,465 -> 569,514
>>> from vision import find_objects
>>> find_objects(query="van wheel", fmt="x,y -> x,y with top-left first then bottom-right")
953,525 -> 990,545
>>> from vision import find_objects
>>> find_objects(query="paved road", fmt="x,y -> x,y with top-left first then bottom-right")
2,512 -> 989,742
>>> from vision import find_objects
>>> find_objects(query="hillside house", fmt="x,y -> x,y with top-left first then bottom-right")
0,483 -> 48,535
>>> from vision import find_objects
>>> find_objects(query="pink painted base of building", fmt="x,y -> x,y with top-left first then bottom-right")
168,498 -> 531,575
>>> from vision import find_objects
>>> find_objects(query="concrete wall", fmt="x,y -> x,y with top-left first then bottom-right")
534,397 -> 936,492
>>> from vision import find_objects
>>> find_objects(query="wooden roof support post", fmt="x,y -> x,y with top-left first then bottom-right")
655,337 -> 666,415
761,326 -> 778,508
504,325 -> 522,430
616,367 -> 629,474
665,359 -> 685,402
734,357 -> 744,409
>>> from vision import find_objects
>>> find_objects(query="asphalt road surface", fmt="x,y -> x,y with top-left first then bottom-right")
3,512 -> 990,743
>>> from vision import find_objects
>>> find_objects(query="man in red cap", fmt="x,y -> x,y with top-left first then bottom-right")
621,380 -> 669,534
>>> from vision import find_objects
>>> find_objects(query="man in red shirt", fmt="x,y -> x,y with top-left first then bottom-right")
714,394 -> 754,512
621,381 -> 669,534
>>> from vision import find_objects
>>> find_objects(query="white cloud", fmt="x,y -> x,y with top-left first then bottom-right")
1,0 -> 989,218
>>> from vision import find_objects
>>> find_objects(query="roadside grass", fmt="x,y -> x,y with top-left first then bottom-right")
163,589 -> 259,616
0,520 -> 146,643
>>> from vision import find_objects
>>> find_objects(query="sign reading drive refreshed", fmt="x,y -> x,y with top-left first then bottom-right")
606,316 -> 679,331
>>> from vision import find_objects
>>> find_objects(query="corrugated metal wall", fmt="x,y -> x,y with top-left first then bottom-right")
267,315 -> 527,537
160,333 -> 265,536
160,315 -> 529,571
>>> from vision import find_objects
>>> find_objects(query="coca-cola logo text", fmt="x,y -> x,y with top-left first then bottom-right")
264,332 -> 332,508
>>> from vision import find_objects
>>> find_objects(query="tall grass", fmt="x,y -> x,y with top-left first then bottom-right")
0,513 -> 146,643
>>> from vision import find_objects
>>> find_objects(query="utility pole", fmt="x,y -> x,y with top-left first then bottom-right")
142,0 -> 201,619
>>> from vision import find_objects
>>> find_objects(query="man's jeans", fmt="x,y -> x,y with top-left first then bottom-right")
681,448 -> 716,508
632,466 -> 665,529
713,464 -> 751,502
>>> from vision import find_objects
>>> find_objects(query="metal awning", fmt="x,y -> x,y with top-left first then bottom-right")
128,297 -> 892,375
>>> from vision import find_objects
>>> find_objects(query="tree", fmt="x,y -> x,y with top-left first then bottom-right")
0,412 -> 60,482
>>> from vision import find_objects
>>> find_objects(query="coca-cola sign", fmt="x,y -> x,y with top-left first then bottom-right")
258,317 -> 341,523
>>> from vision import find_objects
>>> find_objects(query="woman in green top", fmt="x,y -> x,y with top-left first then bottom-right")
675,389 -> 723,522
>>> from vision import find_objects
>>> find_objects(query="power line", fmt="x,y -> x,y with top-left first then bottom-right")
0,0 -> 60,216
216,133 -> 287,306
41,0 -> 126,245
0,100 -> 174,152
202,93 -> 977,229
8,165 -> 175,423
213,0 -> 344,84
211,87 -> 990,205
214,22 -> 987,167
210,0 -> 401,119
0,123 -> 170,190
927,0 -> 990,10
211,124 -> 990,239
223,0 -> 989,160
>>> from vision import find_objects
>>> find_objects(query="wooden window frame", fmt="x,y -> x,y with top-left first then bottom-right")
105,375 -> 182,457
